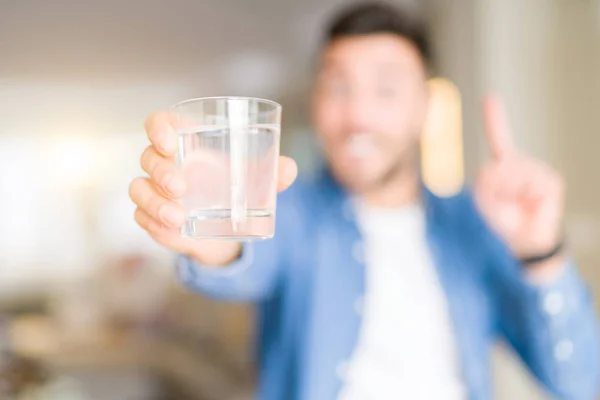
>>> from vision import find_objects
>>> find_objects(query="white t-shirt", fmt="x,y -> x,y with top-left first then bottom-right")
338,202 -> 465,400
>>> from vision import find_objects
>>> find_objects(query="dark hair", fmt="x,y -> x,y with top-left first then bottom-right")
324,2 -> 431,68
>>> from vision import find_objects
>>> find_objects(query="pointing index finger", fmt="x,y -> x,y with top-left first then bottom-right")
483,95 -> 515,160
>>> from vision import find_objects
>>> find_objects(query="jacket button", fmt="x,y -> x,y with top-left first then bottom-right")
554,339 -> 573,361
543,291 -> 564,316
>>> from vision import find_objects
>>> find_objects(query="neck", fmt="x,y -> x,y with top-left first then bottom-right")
359,167 -> 421,208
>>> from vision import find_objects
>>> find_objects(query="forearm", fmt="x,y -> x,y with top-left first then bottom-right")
497,259 -> 600,399
177,241 -> 280,302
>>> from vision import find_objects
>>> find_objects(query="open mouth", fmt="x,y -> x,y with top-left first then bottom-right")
345,133 -> 379,160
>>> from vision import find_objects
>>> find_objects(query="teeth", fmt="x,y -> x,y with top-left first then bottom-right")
346,134 -> 377,158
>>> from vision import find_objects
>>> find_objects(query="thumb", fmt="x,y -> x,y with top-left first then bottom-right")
277,156 -> 298,192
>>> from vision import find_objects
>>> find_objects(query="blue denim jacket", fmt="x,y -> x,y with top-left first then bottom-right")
177,170 -> 600,400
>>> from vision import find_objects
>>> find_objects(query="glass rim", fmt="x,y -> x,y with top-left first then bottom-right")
172,96 -> 282,111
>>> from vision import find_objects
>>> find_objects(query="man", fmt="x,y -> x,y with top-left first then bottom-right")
129,2 -> 600,399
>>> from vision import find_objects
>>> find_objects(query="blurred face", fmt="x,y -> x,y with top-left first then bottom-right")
312,33 -> 429,193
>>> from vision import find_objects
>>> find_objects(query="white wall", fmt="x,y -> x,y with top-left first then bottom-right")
0,83 -> 183,298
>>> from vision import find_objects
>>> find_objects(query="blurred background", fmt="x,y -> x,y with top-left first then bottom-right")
0,0 -> 599,398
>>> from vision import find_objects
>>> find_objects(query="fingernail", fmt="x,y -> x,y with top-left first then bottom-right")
159,204 -> 184,227
166,174 -> 186,197
158,126 -> 176,155
164,126 -> 177,154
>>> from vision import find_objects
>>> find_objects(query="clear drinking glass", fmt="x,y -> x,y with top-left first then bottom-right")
172,97 -> 281,240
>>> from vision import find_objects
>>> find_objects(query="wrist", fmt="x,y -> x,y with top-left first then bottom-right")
523,252 -> 567,284
187,241 -> 243,267
519,240 -> 565,266
518,238 -> 567,284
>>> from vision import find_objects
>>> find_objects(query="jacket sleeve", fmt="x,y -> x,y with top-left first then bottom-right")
175,184 -> 305,302
489,245 -> 600,399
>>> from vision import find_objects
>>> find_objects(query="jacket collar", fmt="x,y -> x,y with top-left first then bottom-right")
313,167 -> 464,224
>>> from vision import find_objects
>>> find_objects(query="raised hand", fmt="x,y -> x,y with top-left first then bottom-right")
474,96 -> 565,272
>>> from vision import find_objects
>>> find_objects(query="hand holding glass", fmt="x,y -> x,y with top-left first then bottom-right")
172,97 -> 281,241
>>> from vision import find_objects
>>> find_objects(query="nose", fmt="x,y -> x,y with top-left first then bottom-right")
345,94 -> 376,133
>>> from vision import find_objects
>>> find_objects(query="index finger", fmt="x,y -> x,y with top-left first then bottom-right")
144,110 -> 177,157
483,95 -> 515,160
